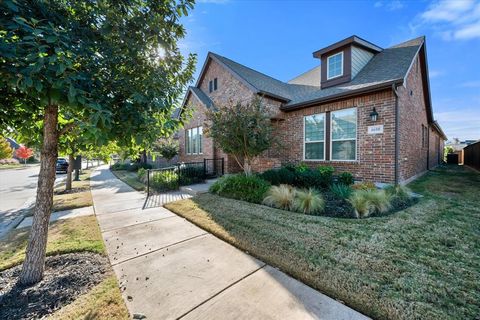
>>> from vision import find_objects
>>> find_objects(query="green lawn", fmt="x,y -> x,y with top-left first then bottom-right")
111,170 -> 146,191
165,165 -> 480,320
0,215 -> 105,271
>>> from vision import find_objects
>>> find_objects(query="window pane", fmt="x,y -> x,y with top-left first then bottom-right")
305,114 -> 324,142
332,108 -> 357,140
305,142 -> 324,160
328,53 -> 343,79
214,78 -> 217,90
198,127 -> 203,154
332,140 -> 356,160
186,129 -> 191,154
192,128 -> 197,154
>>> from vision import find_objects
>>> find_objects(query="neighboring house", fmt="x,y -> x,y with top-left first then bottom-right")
178,35 -> 447,184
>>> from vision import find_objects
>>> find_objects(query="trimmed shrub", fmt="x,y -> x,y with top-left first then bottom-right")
152,170 -> 179,190
262,184 -> 296,210
259,167 -> 295,186
127,162 -> 153,172
295,162 -> 309,173
110,162 -> 128,171
292,188 -> 325,215
329,183 -> 353,199
0,158 -> 20,165
317,166 -> 334,186
295,169 -> 326,189
338,172 -> 354,185
209,174 -> 271,204
137,168 -> 147,182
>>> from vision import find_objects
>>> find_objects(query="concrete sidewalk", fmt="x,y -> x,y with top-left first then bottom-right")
91,166 -> 369,320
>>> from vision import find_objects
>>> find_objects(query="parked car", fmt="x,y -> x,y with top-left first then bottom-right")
56,158 -> 69,173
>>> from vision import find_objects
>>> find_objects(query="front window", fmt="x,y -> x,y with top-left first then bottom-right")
186,126 -> 203,155
304,114 -> 325,160
331,108 -> 357,161
327,52 -> 343,80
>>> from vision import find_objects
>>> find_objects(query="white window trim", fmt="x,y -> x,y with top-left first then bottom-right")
303,113 -> 326,161
186,126 -> 203,155
326,52 -> 344,80
330,107 -> 357,162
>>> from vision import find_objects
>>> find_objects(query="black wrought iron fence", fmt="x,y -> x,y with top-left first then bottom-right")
147,158 -> 224,196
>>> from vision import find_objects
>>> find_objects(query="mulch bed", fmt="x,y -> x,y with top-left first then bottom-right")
0,253 -> 109,319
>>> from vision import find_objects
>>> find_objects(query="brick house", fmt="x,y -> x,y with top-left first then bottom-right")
178,35 -> 446,184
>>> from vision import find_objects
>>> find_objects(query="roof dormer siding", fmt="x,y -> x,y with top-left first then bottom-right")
351,46 -> 374,79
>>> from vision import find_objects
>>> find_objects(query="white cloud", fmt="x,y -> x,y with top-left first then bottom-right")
435,108 -> 480,140
418,0 -> 480,40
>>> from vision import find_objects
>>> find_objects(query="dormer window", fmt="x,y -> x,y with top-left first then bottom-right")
327,52 -> 343,80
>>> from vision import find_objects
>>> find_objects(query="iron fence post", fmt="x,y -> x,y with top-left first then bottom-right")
221,158 -> 224,176
203,158 -> 207,180
147,169 -> 150,197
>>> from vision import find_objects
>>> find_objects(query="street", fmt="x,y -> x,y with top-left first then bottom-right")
0,165 -> 67,237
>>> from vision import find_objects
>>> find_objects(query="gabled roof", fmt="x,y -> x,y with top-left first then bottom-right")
184,36 -> 439,128
283,36 -> 425,109
205,52 -> 319,102
189,86 -> 214,109
313,35 -> 383,58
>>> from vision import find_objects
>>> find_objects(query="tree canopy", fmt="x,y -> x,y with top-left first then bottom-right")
0,0 -> 196,285
205,98 -> 275,175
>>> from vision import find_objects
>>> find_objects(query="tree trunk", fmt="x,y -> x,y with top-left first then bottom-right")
65,153 -> 74,191
244,159 -> 252,176
19,104 -> 58,286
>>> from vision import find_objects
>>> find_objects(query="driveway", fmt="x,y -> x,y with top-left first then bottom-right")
90,165 -> 369,320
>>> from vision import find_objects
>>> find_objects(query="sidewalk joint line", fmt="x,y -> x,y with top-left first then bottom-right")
111,232 -> 209,266
176,264 -> 267,320
101,215 -> 177,233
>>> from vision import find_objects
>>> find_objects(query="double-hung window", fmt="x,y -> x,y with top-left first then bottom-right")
304,114 -> 325,160
186,126 -> 203,155
331,108 -> 357,161
327,52 -> 343,80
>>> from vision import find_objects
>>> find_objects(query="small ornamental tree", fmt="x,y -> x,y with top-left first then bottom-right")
154,139 -> 179,162
16,145 -> 34,164
0,137 -> 13,159
205,98 -> 274,176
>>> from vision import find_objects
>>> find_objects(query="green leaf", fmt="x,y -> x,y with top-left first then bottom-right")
34,81 -> 43,92
45,35 -> 57,43
56,64 -> 66,76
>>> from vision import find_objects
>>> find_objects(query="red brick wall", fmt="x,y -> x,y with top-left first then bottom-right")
179,58 -> 257,172
276,90 -> 397,183
428,126 -> 444,168
397,55 -> 430,182
178,98 -> 214,163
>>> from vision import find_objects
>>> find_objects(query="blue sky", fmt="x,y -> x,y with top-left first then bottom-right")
179,0 -> 480,141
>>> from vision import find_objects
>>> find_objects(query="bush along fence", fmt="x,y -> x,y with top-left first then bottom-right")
147,158 -> 224,196
463,140 -> 480,171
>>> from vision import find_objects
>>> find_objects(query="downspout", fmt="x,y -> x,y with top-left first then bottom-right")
392,83 -> 400,185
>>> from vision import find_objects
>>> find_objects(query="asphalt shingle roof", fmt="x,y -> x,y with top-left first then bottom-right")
189,86 -> 214,109
207,36 -> 424,108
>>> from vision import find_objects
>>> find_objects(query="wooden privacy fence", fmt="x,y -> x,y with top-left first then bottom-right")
463,141 -> 480,171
